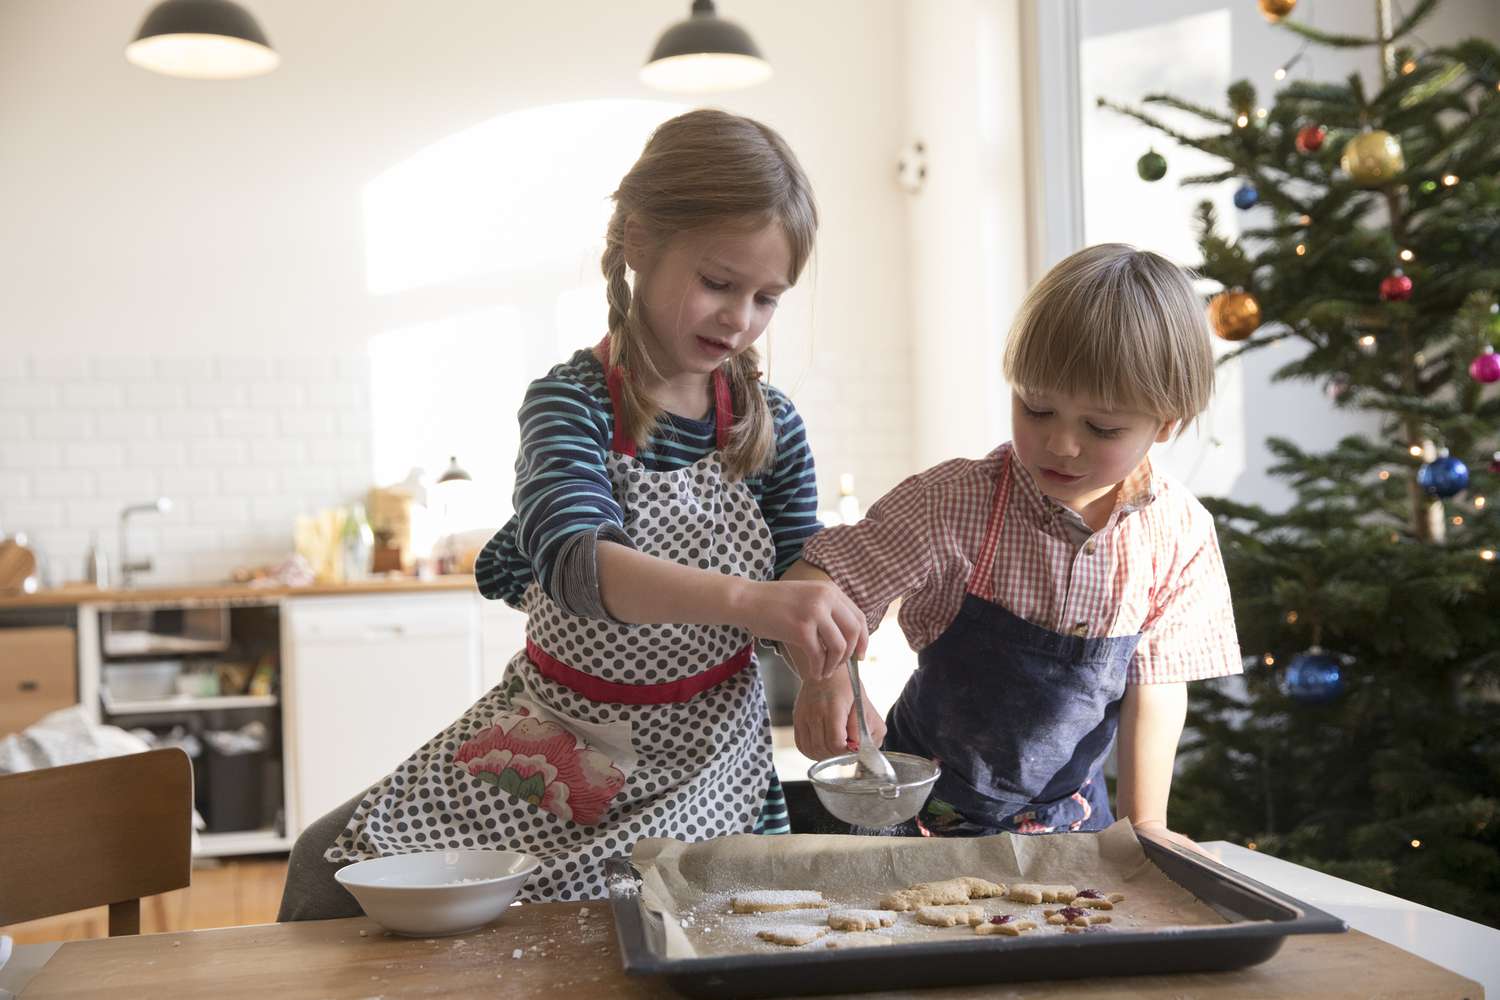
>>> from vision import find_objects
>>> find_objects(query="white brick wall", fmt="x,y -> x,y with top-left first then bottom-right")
0,347 -> 917,589
0,354 -> 373,586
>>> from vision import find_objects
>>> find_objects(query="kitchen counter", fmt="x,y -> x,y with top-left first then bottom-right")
0,575 -> 477,610
1203,840 -> 1499,996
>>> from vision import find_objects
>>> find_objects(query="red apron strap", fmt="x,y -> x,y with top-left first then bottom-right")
527,638 -> 753,704
965,450 -> 1014,600
597,335 -> 637,458
599,334 -> 732,457
713,366 -> 734,451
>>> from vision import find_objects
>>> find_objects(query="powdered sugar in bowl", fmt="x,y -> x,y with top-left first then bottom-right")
335,849 -> 539,936
808,751 -> 940,827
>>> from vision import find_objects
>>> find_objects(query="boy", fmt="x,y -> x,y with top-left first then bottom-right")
788,244 -> 1241,845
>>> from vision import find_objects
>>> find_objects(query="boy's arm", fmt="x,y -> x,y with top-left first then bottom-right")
788,468 -> 946,678
1116,681 -> 1207,854
1114,680 -> 1185,828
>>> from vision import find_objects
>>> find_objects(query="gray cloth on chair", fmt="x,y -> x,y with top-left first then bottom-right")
277,792 -> 366,922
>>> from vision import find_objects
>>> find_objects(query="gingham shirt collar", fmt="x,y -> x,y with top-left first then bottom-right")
1009,449 -> 1159,539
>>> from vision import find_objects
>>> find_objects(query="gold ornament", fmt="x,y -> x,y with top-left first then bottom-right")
1340,130 -> 1405,186
1208,290 -> 1262,342
1258,0 -> 1297,22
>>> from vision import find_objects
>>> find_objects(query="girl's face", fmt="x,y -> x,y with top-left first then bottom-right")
1010,388 -> 1174,515
630,221 -> 793,384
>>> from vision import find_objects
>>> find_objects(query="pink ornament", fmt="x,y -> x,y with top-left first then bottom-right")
1379,270 -> 1413,302
1470,347 -> 1500,384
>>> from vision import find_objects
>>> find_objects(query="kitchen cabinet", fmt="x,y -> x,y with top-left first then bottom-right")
281,592 -> 482,833
477,599 -> 527,692
0,627 -> 77,736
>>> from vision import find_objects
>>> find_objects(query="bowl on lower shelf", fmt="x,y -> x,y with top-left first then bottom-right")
334,849 -> 540,936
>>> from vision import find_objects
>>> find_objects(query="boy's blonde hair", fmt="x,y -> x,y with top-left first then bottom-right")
1002,244 -> 1214,435
602,109 -> 818,479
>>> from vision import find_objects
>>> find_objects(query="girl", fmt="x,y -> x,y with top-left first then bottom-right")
279,109 -> 866,914
788,245 -> 1241,847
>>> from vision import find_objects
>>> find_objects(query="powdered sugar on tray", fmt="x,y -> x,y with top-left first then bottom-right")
670,884 -> 1139,957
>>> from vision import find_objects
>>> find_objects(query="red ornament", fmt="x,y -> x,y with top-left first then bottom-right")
1295,125 -> 1326,154
1379,270 -> 1413,302
1473,346 -> 1500,384
1491,452 -> 1500,475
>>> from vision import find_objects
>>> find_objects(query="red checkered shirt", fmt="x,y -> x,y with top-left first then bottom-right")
802,443 -> 1242,685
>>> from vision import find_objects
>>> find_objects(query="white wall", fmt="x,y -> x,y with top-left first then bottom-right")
902,0 -> 1030,470
0,0 -> 917,584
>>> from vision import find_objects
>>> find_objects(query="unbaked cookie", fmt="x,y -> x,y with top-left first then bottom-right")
1007,883 -> 1077,905
914,905 -> 987,927
973,915 -> 1038,937
880,876 -> 1006,911
1044,906 -> 1112,928
731,890 -> 827,914
757,924 -> 829,946
828,909 -> 897,932
1069,889 -> 1126,910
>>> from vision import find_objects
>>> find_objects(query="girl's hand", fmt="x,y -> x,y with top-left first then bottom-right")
792,672 -> 885,761
736,579 -> 868,680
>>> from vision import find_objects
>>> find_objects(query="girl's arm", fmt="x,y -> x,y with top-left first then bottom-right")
1116,681 -> 1205,853
596,542 -> 867,677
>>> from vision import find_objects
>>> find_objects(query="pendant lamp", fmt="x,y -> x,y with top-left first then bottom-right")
126,0 -> 279,79
641,0 -> 771,93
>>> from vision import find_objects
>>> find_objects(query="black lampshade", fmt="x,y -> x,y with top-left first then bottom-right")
437,456 -> 473,485
126,0 -> 279,79
641,0 -> 771,93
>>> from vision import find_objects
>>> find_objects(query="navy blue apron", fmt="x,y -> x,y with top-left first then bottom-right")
883,451 -> 1139,836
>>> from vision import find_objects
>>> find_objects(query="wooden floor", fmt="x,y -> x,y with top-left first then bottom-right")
2,857 -> 289,944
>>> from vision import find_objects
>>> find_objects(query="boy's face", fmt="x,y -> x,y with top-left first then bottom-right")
1010,389 -> 1174,516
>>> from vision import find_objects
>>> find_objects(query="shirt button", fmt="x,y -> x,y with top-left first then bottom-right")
1083,543 -> 1097,555
1072,622 -> 1089,637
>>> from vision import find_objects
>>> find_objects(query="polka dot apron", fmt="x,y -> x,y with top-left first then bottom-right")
327,358 -> 778,901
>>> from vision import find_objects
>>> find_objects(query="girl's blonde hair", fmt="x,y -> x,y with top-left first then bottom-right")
1003,244 -> 1214,435
602,109 -> 818,479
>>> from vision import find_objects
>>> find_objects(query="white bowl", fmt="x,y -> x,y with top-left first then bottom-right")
334,849 -> 540,936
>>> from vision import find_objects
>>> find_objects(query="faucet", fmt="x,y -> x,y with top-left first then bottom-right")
119,497 -> 172,588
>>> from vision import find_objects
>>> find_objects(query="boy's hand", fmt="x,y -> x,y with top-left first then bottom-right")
1131,820 -> 1212,859
737,579 -> 867,681
793,672 -> 886,761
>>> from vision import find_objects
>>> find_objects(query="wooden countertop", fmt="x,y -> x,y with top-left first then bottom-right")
0,575 -> 478,610
12,905 -> 1482,999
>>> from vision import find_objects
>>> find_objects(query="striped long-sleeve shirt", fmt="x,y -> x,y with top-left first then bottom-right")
475,348 -> 820,611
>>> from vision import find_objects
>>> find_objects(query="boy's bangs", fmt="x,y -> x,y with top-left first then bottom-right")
1008,302 -> 1174,419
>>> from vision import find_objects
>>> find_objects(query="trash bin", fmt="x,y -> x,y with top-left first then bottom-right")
202,722 -> 269,832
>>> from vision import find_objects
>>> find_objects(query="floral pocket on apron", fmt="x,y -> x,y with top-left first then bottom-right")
453,707 -> 630,827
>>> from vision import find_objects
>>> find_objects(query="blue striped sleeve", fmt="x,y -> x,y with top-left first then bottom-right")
758,386 -> 821,577
474,372 -> 624,607
513,376 -> 622,600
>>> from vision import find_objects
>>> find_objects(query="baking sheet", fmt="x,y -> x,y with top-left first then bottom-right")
630,820 -> 1228,959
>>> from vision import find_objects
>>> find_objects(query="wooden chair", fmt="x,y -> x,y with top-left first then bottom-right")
0,748 -> 193,935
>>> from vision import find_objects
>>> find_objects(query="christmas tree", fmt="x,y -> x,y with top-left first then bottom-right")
1101,0 -> 1500,925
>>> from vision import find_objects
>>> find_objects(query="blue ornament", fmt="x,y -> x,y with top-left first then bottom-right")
1233,183 -> 1260,209
1417,454 -> 1469,498
1279,650 -> 1344,703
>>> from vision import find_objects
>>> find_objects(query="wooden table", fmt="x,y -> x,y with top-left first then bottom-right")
12,901 -> 1481,999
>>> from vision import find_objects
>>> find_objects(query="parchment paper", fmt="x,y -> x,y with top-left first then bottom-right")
629,820 -> 1232,958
